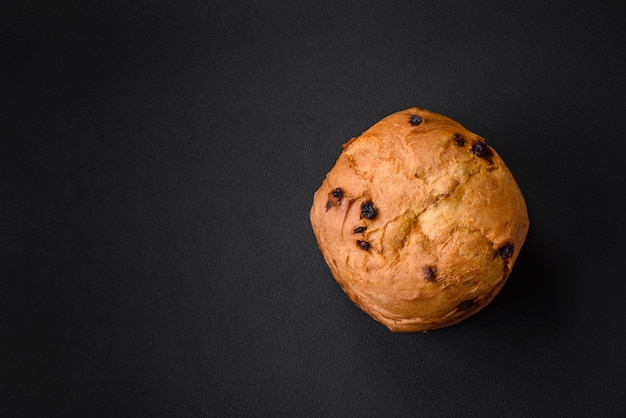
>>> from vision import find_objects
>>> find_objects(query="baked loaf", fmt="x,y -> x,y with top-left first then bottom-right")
310,108 -> 529,332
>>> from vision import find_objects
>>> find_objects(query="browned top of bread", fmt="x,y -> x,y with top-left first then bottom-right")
310,108 -> 529,332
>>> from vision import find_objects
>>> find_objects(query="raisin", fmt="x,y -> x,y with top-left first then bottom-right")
331,188 -> 344,200
471,140 -> 494,164
453,133 -> 465,146
423,266 -> 437,282
471,141 -> 488,157
326,188 -> 344,210
361,201 -> 377,220
357,240 -> 370,250
409,114 -> 422,126
497,243 -> 514,259
456,299 -> 475,312
354,226 -> 367,234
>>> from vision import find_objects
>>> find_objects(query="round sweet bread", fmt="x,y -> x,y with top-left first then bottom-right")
310,108 -> 529,332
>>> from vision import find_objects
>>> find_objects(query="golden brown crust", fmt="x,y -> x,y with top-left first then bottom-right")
310,108 -> 529,332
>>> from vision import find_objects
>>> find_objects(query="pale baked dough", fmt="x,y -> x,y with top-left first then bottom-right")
310,108 -> 529,332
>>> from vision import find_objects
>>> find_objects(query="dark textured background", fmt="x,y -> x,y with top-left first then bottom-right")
3,1 -> 626,416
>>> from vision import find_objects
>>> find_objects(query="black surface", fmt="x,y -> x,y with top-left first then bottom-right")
3,1 -> 626,416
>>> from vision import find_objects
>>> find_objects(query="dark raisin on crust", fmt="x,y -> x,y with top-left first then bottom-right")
354,226 -> 367,234
497,243 -> 514,259
471,141 -> 488,156
326,188 -> 344,211
409,114 -> 422,126
357,240 -> 370,250
456,299 -> 475,312
361,201 -> 377,219
331,188 -> 344,200
453,133 -> 465,146
423,266 -> 437,282
471,141 -> 494,163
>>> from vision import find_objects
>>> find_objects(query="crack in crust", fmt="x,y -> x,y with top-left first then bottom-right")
367,145 -> 491,263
